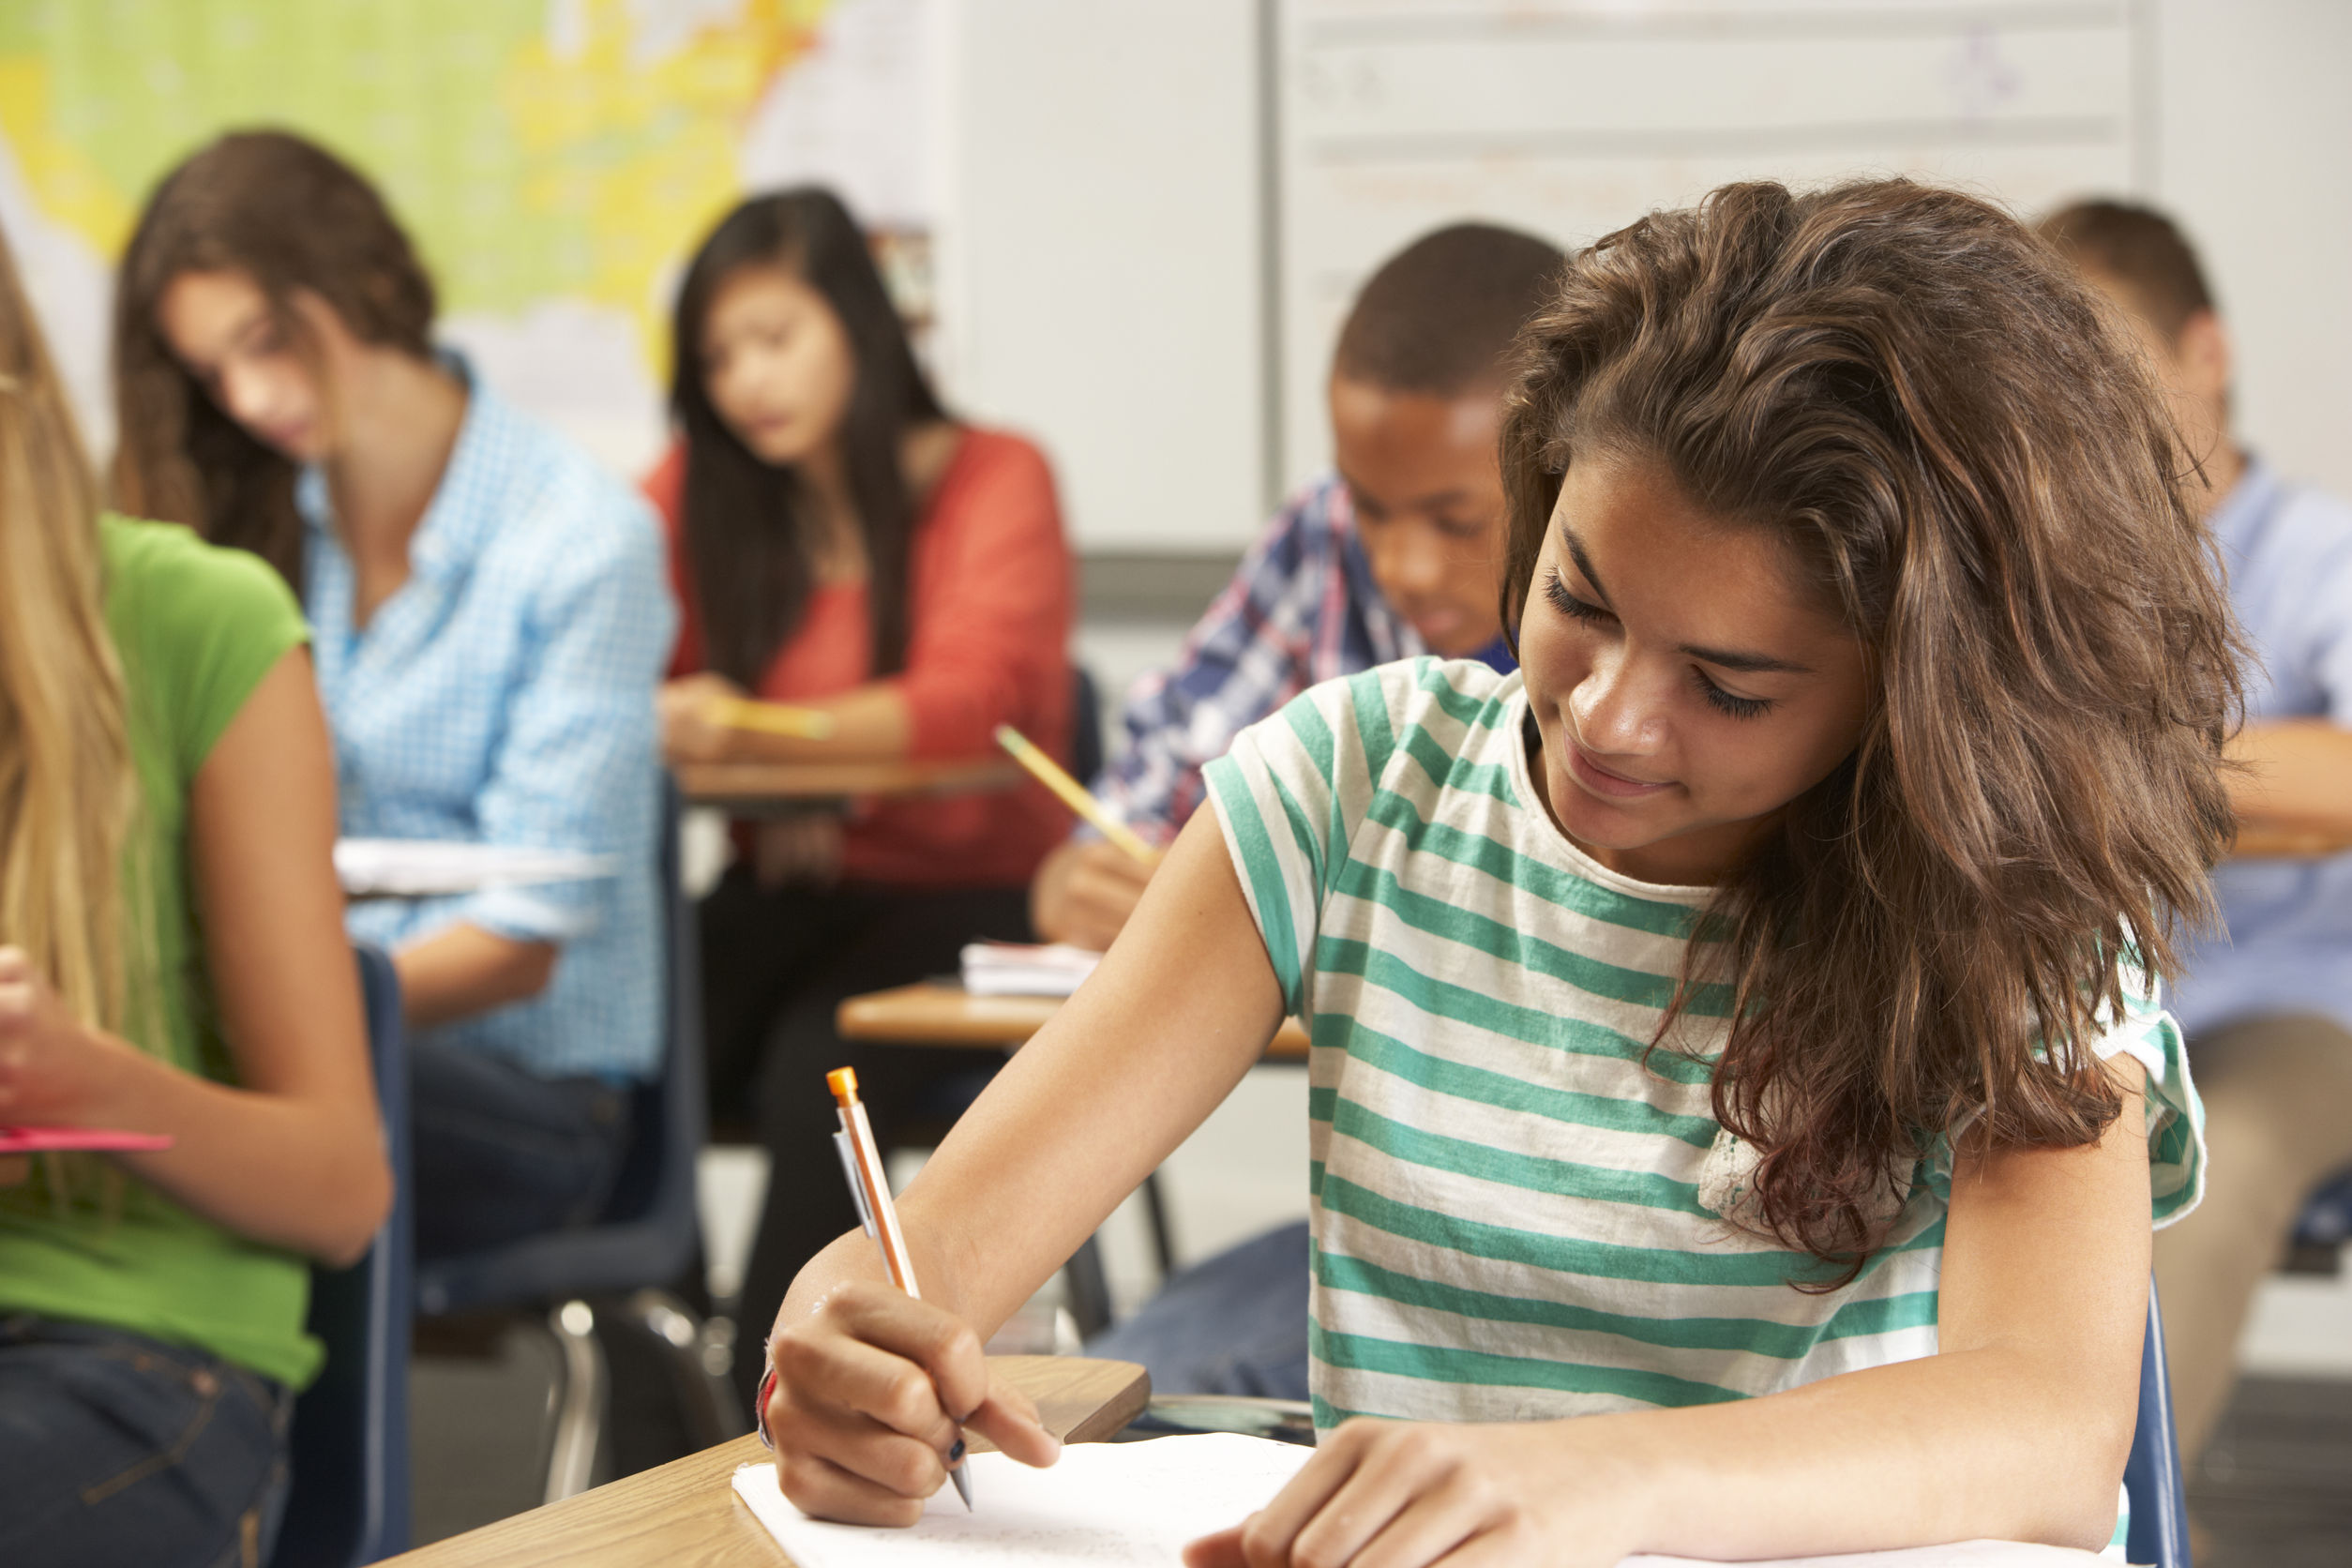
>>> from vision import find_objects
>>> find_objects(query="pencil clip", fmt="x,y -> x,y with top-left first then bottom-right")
833,1128 -> 879,1240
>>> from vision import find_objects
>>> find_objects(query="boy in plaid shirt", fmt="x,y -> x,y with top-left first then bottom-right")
1033,223 -> 1561,951
1044,222 -> 1562,1399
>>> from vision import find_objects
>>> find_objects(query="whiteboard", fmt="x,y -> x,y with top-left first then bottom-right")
1273,0 -> 2151,492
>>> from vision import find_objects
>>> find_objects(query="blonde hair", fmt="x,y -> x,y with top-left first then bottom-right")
0,221 -> 142,1037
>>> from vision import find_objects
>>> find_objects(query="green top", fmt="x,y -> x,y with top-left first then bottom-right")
0,516 -> 321,1388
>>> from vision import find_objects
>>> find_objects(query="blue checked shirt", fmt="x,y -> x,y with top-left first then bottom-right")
2172,458 -> 2352,1039
300,364 -> 677,1080
1097,473 -> 1515,842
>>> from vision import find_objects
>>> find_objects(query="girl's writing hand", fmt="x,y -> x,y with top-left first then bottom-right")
658,672 -> 746,765
1184,1417 -> 1650,1568
0,947 -> 127,1127
764,1280 -> 1060,1526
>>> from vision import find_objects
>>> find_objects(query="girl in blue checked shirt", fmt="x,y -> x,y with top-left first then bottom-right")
759,180 -> 2235,1564
111,130 -> 675,1265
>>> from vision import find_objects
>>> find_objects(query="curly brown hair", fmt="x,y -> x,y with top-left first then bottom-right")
111,129 -> 437,587
1498,179 -> 2241,1271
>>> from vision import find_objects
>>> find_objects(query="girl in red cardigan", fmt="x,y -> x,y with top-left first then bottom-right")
650,189 -> 1072,1377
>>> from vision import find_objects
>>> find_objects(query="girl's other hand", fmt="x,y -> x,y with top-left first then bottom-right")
659,672 -> 748,764
1031,838 -> 1158,952
754,815 -> 847,889
0,947 -> 129,1127
764,1279 -> 1060,1525
1183,1417 -> 1650,1568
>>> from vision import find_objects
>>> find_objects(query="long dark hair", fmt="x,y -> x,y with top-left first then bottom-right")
112,129 -> 437,587
1499,179 -> 2241,1271
671,188 -> 946,684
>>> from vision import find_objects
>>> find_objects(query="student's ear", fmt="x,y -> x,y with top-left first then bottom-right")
2172,308 -> 2232,407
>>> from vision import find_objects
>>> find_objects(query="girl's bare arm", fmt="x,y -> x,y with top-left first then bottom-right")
761,809 -> 1287,1522
8,651 -> 394,1264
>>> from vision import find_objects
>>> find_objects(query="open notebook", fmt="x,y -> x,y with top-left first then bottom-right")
958,941 -> 1103,998
730,1435 -> 2111,1567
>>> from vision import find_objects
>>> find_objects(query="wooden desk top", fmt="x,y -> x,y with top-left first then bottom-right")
383,1356 -> 1148,1568
2234,820 -> 2352,859
677,757 -> 1022,812
837,983 -> 1312,1061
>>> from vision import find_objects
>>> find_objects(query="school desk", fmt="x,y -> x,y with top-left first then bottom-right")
378,1355 -> 1148,1568
836,982 -> 1313,1060
675,757 -> 1022,817
2233,819 -> 2352,858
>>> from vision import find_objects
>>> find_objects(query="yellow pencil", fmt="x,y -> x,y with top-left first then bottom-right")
708,695 -> 837,740
994,724 -> 1158,865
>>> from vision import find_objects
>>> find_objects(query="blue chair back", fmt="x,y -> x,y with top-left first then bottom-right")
415,778 -> 703,1314
1071,665 -> 1105,787
274,942 -> 412,1568
2123,1280 -> 2190,1568
2292,1167 -> 2352,1253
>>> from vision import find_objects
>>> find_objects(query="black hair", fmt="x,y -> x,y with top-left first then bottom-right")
671,187 -> 947,684
1333,222 -> 1565,396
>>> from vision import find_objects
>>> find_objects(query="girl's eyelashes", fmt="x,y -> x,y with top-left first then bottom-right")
1543,567 -> 1613,624
1696,673 -> 1772,720
1547,568 -> 1775,720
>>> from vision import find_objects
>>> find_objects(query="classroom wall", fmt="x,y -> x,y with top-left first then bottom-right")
956,0 -> 2352,558
940,0 -> 1267,554
2155,0 -> 2352,502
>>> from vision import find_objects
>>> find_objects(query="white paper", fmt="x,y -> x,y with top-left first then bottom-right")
730,1437 -> 2110,1568
1622,1546 -> 2109,1567
732,1435 -> 1309,1565
333,839 -> 616,897
959,941 -> 1103,998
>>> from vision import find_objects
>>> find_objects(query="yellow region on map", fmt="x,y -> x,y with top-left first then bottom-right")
0,0 -> 834,369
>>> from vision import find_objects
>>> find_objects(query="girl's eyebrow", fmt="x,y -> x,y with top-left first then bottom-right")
1559,521 -> 1815,676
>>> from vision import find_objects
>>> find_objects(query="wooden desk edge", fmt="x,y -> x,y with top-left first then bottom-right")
677,757 -> 1022,807
837,982 -> 1312,1060
381,1357 -> 1149,1567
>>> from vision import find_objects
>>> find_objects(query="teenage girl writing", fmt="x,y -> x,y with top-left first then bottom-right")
0,226 -> 389,1567
111,131 -> 674,1264
757,180 -> 2236,1563
647,188 -> 1072,1378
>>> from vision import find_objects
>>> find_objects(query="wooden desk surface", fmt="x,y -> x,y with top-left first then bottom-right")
677,757 -> 1022,812
383,1356 -> 1148,1568
2234,820 -> 2352,859
837,983 -> 1312,1061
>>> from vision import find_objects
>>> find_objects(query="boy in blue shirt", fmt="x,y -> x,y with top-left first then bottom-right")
2044,199 -> 2352,1477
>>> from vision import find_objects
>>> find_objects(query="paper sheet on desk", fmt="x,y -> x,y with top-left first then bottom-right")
334,839 -> 616,897
730,1437 -> 2107,1566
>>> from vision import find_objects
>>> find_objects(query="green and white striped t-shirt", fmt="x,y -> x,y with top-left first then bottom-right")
1204,658 -> 2206,1439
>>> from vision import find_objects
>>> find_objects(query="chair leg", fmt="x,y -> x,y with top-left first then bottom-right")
1140,1172 -> 1179,1282
614,1288 -> 750,1445
1063,1235 -> 1115,1340
543,1300 -> 607,1505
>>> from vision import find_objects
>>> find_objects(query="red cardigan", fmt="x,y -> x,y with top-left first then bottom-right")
648,427 -> 1075,889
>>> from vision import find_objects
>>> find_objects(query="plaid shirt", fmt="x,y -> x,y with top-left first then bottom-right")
1099,473 -> 1514,842
301,366 -> 677,1080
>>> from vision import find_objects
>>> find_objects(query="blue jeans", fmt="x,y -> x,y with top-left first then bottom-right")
410,1036 -> 632,1262
0,1316 -> 292,1568
1087,1220 -> 1312,1399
